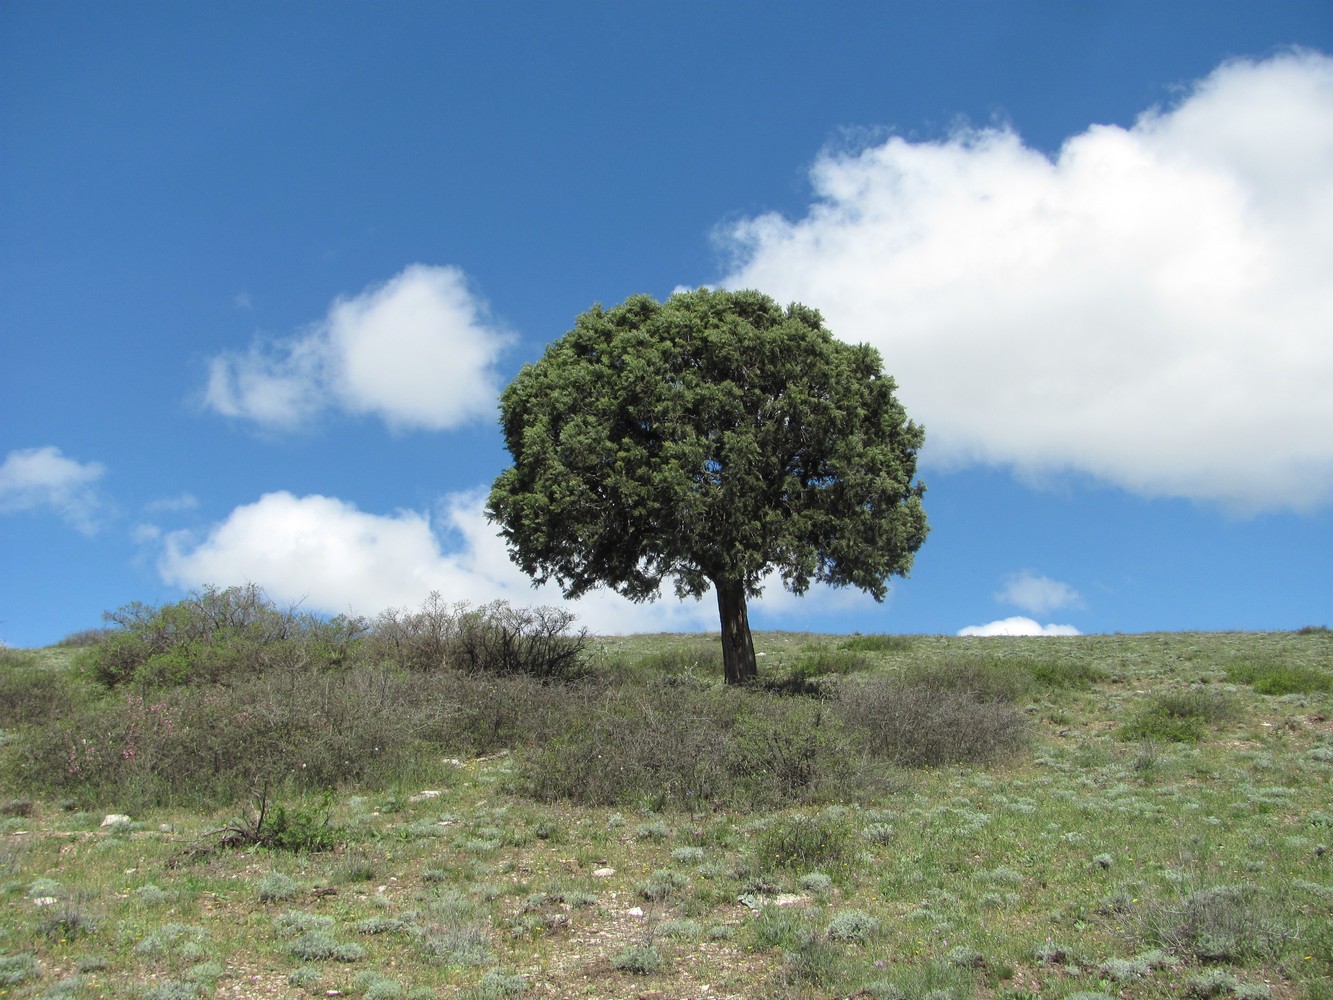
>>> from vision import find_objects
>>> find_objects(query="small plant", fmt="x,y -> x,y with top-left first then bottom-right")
637,868 -> 688,901
1100,956 -> 1150,981
827,908 -> 879,943
1119,689 -> 1239,743
39,901 -> 97,940
422,926 -> 493,967
1225,660 -> 1332,695
780,931 -> 846,985
633,819 -> 670,840
754,814 -> 853,872
800,871 -> 833,893
749,906 -> 809,951
218,787 -> 339,852
1143,885 -> 1296,963
288,966 -> 322,989
658,918 -> 703,939
288,930 -> 365,962
839,634 -> 913,653
611,942 -> 663,975
0,953 -> 40,986
141,982 -> 202,1000
135,883 -> 171,905
256,871 -> 302,902
1186,969 -> 1239,998
463,969 -> 528,998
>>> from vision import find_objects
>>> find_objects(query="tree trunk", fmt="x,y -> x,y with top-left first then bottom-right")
715,578 -> 757,685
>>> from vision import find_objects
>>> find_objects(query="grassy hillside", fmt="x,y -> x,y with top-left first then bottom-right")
0,628 -> 1330,999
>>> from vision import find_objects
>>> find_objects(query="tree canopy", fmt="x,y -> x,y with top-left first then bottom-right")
486,288 -> 928,683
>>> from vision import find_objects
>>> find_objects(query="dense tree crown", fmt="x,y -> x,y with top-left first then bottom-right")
486,288 -> 928,683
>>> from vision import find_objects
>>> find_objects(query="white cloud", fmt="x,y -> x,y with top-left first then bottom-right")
719,51 -> 1333,512
157,490 -> 880,636
0,446 -> 106,534
957,616 -> 1081,637
205,265 -> 513,432
997,570 -> 1082,615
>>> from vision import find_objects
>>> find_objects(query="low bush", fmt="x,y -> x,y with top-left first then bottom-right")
79,584 -> 365,689
1225,659 -> 1332,695
789,649 -> 871,678
753,813 -> 854,873
513,685 -> 856,808
218,789 -> 339,852
370,595 -> 589,680
1119,689 -> 1240,743
836,671 -> 1030,767
5,660 -> 583,808
0,648 -> 92,727
839,634 -> 913,653
1140,885 -> 1297,964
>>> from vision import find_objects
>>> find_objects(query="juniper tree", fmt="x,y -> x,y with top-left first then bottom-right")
487,288 -> 927,684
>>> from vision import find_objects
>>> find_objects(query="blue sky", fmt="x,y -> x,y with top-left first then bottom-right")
3,2 -> 1331,647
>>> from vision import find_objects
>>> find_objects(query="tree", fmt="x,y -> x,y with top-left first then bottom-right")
486,288 -> 928,684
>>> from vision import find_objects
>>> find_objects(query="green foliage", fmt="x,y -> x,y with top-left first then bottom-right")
826,908 -> 880,943
80,584 -> 366,689
611,943 -> 663,975
1142,885 -> 1297,964
488,288 -> 927,682
839,634 -> 914,653
256,871 -> 302,902
462,970 -> 528,999
754,814 -> 854,872
0,953 -> 40,986
220,789 -> 339,852
0,647 -> 91,727
1225,659 -> 1332,694
1119,689 -> 1240,743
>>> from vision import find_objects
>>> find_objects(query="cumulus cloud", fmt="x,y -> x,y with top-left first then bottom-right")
205,265 -> 513,432
719,51 -> 1333,512
0,446 -> 107,534
997,570 -> 1082,615
957,616 -> 1081,637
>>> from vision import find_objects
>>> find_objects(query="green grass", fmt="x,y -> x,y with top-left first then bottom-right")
0,628 -> 1329,998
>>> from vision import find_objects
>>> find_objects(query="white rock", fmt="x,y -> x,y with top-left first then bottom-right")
101,814 -> 131,827
628,906 -> 644,917
592,867 -> 616,877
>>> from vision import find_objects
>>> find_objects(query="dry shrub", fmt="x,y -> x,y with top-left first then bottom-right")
513,683 -> 855,808
7,664 -> 579,809
836,670 -> 1030,767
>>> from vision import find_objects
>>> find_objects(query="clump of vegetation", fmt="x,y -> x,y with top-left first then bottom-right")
79,583 -> 365,688
1225,659 -> 1332,695
218,789 -> 339,852
0,953 -> 40,986
836,667 -> 1030,766
827,908 -> 880,943
1140,885 -> 1297,963
753,813 -> 854,873
839,634 -> 913,653
611,942 -> 663,975
513,683 -> 857,808
1119,689 -> 1240,742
